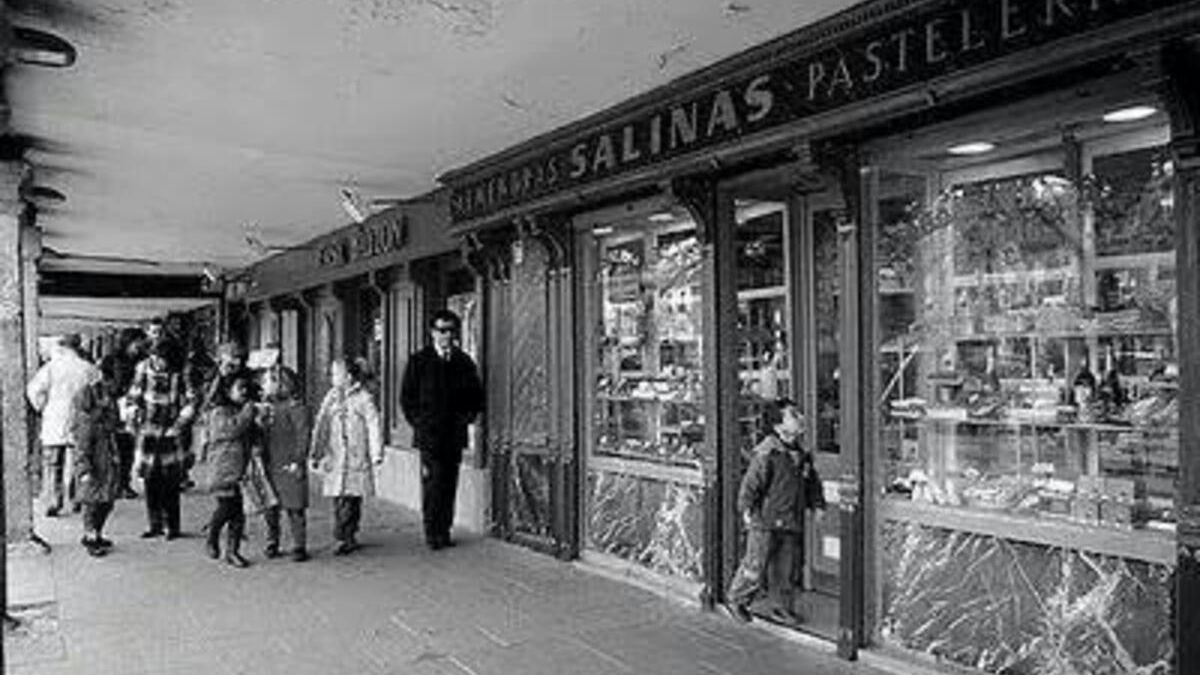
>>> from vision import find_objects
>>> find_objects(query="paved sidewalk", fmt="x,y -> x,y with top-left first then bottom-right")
6,491 -> 886,675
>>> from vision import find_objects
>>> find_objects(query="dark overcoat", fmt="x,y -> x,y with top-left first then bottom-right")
261,400 -> 310,509
399,346 -> 483,459
72,386 -> 123,504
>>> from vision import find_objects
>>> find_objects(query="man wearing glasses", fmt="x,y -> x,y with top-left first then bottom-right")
401,309 -> 484,550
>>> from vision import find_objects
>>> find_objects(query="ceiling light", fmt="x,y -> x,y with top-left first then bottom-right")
648,212 -> 675,223
1102,105 -> 1158,123
947,142 -> 995,156
11,27 -> 77,68
592,226 -> 614,236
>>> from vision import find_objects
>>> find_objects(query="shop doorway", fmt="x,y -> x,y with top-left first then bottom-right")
723,174 -> 850,641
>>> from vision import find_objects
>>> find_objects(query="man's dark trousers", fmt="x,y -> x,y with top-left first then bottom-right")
420,447 -> 460,546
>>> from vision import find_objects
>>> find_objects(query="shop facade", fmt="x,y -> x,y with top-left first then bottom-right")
440,0 -> 1200,672
234,191 -> 490,533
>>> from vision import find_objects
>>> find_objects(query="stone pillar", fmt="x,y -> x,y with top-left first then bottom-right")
0,160 -> 32,545
1164,39 -> 1200,675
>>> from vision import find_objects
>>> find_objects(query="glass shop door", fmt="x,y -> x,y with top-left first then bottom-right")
725,177 -> 848,642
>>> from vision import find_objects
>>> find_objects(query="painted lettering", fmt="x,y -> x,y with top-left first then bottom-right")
925,18 -> 948,63
891,28 -> 915,73
706,89 -> 740,136
593,133 -> 617,172
829,57 -> 855,95
744,75 -> 773,122
808,60 -> 827,101
960,8 -> 986,52
1044,0 -> 1075,26
621,125 -> 641,162
669,103 -> 698,149
650,114 -> 663,155
1002,0 -> 1029,39
570,143 -> 588,178
863,41 -> 885,82
546,156 -> 560,185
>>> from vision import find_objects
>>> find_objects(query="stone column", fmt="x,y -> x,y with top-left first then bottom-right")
0,160 -> 32,545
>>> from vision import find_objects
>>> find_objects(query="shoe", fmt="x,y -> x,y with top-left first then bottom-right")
334,540 -> 357,556
224,552 -> 251,568
205,540 -> 220,560
439,537 -> 457,549
95,537 -> 114,549
45,507 -> 60,518
71,502 -> 82,514
140,529 -> 164,539
165,531 -> 182,541
263,543 -> 281,559
291,549 -> 309,563
85,542 -> 108,558
427,540 -> 444,551
763,607 -> 803,625
121,487 -> 139,499
723,603 -> 753,623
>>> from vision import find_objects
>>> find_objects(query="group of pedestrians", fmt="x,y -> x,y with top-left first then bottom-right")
25,309 -> 484,569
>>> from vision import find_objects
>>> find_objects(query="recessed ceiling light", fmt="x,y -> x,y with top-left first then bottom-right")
1102,105 -> 1158,123
593,226 -> 614,236
648,212 -> 675,223
947,142 -> 995,156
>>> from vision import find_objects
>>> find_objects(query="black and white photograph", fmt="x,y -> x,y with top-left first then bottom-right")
2,0 -> 1199,673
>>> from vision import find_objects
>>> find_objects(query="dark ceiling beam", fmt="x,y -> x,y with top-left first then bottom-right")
38,271 -> 219,299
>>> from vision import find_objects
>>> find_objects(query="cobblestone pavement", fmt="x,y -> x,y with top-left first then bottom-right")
6,490 -> 888,675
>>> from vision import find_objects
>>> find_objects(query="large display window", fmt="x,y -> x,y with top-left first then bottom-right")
868,87 -> 1175,673
578,202 -> 707,588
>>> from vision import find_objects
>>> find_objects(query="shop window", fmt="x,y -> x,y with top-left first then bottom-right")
580,203 -> 707,585
869,94 -> 1174,673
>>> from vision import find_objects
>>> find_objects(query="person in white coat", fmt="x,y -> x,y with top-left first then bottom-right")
310,357 -> 383,555
26,334 -> 101,516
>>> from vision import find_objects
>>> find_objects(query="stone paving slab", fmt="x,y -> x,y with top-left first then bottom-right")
5,490 -> 889,675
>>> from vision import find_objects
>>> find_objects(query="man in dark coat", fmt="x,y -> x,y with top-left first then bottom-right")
400,309 -> 484,550
724,398 -> 825,625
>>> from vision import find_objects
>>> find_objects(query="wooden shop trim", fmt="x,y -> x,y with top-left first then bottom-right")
443,0 -> 1200,225
882,498 -> 1175,565
244,192 -> 455,302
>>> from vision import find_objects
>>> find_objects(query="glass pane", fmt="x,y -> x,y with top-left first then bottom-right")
592,215 -> 705,468
584,205 -> 708,585
735,200 -> 789,463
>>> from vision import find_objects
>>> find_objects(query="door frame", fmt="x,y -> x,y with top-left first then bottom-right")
714,162 -> 868,656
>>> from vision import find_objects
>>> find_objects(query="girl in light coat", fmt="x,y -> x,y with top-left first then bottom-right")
310,357 -> 383,555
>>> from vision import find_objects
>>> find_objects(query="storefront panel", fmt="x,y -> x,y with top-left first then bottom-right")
578,203 -> 709,586
868,83 -> 1178,672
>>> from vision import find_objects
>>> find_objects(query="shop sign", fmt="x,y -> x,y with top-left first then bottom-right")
449,0 -> 1187,223
317,213 -> 410,267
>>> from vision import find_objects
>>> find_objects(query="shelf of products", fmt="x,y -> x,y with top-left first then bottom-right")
591,222 -> 707,470
876,141 -> 1179,556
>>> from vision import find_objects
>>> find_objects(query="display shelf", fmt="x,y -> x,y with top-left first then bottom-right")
589,454 -> 705,485
947,327 -> 1175,341
882,498 -> 1174,565
596,393 -> 702,405
918,410 -> 1174,434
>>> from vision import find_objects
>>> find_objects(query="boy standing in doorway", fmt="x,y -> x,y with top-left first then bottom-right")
724,398 -> 825,625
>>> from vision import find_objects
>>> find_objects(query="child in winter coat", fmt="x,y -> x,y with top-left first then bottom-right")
72,375 -> 123,557
199,375 -> 257,568
310,357 -> 383,555
258,366 -> 311,562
